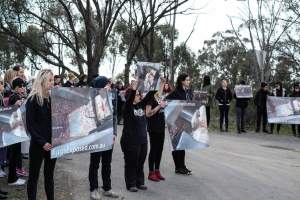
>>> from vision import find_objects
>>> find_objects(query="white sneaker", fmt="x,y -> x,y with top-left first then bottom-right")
103,190 -> 119,198
8,178 -> 26,186
90,190 -> 101,200
0,169 -> 6,178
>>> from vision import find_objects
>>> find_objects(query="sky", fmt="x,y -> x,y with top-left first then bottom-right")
21,0 -> 248,79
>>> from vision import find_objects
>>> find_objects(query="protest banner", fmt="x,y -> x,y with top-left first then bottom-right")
234,85 -> 253,98
136,62 -> 161,95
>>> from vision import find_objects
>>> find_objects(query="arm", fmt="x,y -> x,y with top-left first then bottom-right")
140,90 -> 156,109
26,98 -> 47,146
145,99 -> 166,117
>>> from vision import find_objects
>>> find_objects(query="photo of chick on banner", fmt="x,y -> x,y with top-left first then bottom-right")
0,105 -> 29,147
267,96 -> 300,124
234,85 -> 253,98
136,62 -> 161,96
164,100 -> 209,151
193,91 -> 208,104
51,87 -> 114,158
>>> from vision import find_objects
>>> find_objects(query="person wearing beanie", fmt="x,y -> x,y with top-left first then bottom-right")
88,75 -> 119,199
234,80 -> 250,134
254,82 -> 270,133
270,81 -> 287,134
7,77 -> 28,186
290,83 -> 300,137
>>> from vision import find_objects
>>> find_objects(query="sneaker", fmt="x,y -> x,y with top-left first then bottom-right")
128,187 -> 138,192
8,178 -> 26,186
0,169 -> 6,178
175,168 -> 190,175
155,170 -> 165,181
148,171 -> 160,182
103,190 -> 119,198
137,185 -> 147,190
184,167 -> 192,174
241,130 -> 247,133
90,190 -> 101,200
16,168 -> 28,177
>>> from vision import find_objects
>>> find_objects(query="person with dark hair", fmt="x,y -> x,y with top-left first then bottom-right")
215,79 -> 233,132
77,74 -> 88,87
234,80 -> 250,134
166,73 -> 193,175
254,82 -> 269,133
13,65 -> 26,81
54,75 -> 62,87
270,81 -> 286,134
290,83 -> 300,137
145,79 -> 167,182
201,75 -> 214,127
88,76 -> 119,199
116,81 -> 125,125
120,80 -> 157,192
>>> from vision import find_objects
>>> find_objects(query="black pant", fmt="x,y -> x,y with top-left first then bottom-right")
8,143 -> 22,183
292,125 -> 300,136
148,131 -> 165,171
27,143 -> 56,200
270,124 -> 281,134
219,105 -> 230,131
117,102 -> 124,124
172,150 -> 186,170
206,106 -> 210,127
89,149 -> 113,192
236,107 -> 246,132
121,142 -> 147,189
256,107 -> 268,131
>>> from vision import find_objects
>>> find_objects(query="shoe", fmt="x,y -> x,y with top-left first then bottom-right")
241,130 -> 247,133
148,171 -> 160,182
155,170 -> 165,181
255,129 -> 260,133
184,167 -> 192,174
175,168 -> 191,175
90,189 -> 101,200
263,130 -> 269,134
8,178 -> 26,186
103,190 -> 119,198
0,195 -> 7,199
0,169 -> 6,178
128,187 -> 138,192
137,185 -> 147,190
16,168 -> 28,177
0,189 -> 8,195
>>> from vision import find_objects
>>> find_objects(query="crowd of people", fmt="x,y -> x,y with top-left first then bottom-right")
0,65 -> 300,200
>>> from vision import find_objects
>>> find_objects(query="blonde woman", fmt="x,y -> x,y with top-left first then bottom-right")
3,69 -> 16,97
63,72 -> 76,87
26,69 -> 56,200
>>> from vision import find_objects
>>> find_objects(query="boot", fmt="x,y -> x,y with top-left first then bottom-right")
155,170 -> 165,181
148,171 -> 160,182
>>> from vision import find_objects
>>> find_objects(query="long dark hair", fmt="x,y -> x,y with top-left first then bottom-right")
176,73 -> 189,90
203,75 -> 211,87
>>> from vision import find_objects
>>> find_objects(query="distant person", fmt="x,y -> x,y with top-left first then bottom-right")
270,81 -> 286,134
201,75 -> 214,127
116,81 -> 125,125
215,79 -> 233,132
13,65 -> 26,81
254,82 -> 269,133
234,80 -> 250,134
3,69 -> 16,98
26,69 -> 56,200
290,83 -> 300,137
54,75 -> 62,87
77,74 -> 88,87
166,73 -> 193,175
63,72 -> 76,87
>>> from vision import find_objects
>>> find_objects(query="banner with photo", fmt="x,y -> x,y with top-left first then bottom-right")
164,100 -> 209,151
51,87 -> 114,158
136,62 -> 161,96
234,85 -> 253,98
267,96 -> 300,124
193,91 -> 208,104
0,105 -> 29,148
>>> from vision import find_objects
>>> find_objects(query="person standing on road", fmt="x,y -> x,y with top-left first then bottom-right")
215,79 -> 233,132
88,76 -> 119,200
26,69 -> 56,200
201,75 -> 214,127
166,73 -> 193,175
254,82 -> 270,133
290,82 -> 300,137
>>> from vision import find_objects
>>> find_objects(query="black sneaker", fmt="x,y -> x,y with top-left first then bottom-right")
175,168 -> 191,175
241,130 -> 246,133
128,187 -> 138,192
137,185 -> 147,190
184,167 -> 192,174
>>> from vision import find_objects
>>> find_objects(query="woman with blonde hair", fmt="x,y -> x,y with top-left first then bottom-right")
63,72 -> 76,87
3,69 -> 16,97
26,69 -> 56,200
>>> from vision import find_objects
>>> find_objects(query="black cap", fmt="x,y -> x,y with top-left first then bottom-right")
12,77 -> 26,89
93,76 -> 109,89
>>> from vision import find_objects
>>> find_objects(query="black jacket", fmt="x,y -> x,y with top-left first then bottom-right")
290,91 -> 300,97
215,87 -> 233,105
234,93 -> 249,108
254,89 -> 269,108
121,90 -> 155,145
26,96 -> 52,147
8,92 -> 25,106
166,87 -> 193,101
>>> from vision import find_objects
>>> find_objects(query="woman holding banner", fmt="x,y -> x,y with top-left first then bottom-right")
26,69 -> 56,200
166,73 -> 193,175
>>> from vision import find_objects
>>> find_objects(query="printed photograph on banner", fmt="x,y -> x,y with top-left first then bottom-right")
0,105 -> 29,148
164,100 -> 209,151
193,91 -> 208,104
51,87 -> 114,158
136,62 -> 161,96
234,85 -> 253,98
267,96 -> 300,124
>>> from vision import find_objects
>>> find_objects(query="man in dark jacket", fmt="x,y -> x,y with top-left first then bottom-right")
234,81 -> 250,134
254,82 -> 269,133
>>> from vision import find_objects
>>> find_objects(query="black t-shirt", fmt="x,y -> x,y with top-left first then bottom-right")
146,95 -> 165,133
